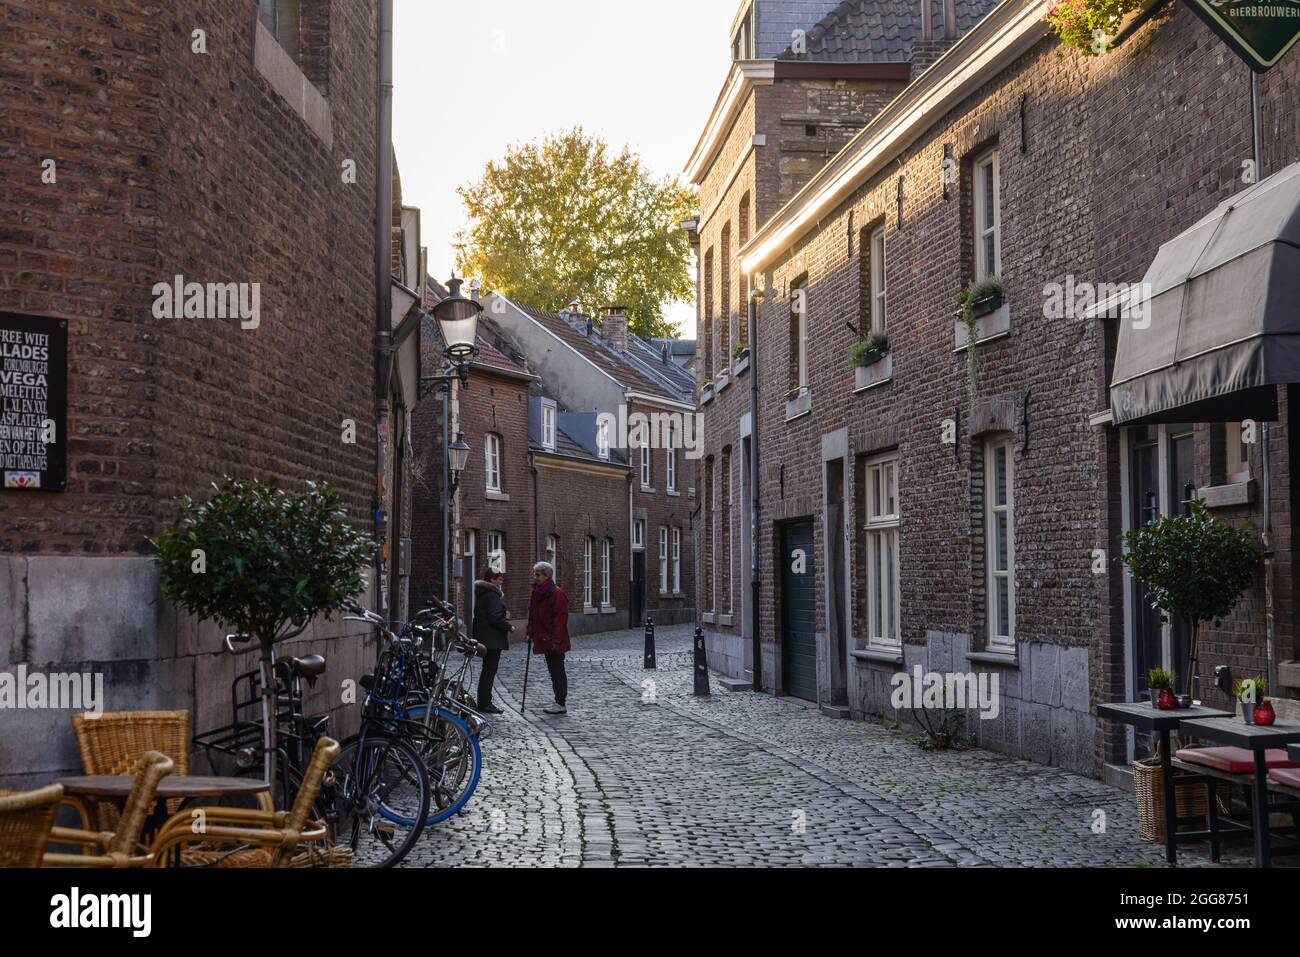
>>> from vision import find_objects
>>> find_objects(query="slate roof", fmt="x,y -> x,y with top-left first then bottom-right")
777,0 -> 1000,62
623,334 -> 696,397
516,304 -> 690,405
534,425 -> 630,469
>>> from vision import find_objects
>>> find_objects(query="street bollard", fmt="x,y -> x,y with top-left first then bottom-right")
693,626 -> 710,696
644,616 -> 656,670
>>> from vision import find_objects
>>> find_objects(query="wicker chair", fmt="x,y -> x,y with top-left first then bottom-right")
70,711 -> 189,831
0,784 -> 64,868
150,736 -> 345,868
43,751 -> 174,868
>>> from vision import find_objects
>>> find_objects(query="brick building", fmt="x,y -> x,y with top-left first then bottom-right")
686,0 -> 996,679
689,0 -> 1300,778
0,0 -> 422,787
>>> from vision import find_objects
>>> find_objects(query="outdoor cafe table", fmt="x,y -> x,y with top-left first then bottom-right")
57,774 -> 274,818
1096,701 -> 1232,865
1178,716 -> 1300,868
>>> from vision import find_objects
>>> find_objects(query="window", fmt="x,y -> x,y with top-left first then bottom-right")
870,225 -> 887,335
672,527 -> 682,594
984,436 -> 1016,650
973,149 -> 1001,279
737,193 -> 751,347
667,424 -> 678,492
485,433 -> 502,492
731,4 -> 754,60
633,519 -> 645,550
597,419 -> 610,460
864,456 -> 900,648
541,403 -> 556,451
660,527 -> 670,593
486,531 -> 505,574
258,0 -> 300,59
546,534 -> 559,583
583,537 -> 594,608
721,222 -> 732,366
601,539 -> 612,607
640,442 -> 652,488
703,248 -> 715,382
1225,422 -> 1250,484
789,277 -> 808,393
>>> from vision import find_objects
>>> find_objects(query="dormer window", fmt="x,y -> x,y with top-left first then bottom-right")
731,3 -> 755,60
541,401 -> 557,452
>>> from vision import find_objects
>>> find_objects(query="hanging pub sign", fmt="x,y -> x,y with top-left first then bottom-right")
1184,0 -> 1300,72
0,312 -> 67,492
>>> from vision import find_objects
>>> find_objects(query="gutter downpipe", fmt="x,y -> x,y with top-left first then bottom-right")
374,0 -> 394,615
748,282 -> 762,693
1253,79 -> 1278,696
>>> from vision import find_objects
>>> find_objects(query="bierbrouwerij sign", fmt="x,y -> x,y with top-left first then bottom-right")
1184,0 -> 1300,72
0,312 -> 67,492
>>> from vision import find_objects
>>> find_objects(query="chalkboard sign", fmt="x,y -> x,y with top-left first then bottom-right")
0,313 -> 67,492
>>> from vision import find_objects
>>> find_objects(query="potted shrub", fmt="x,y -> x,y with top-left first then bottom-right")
1146,668 -> 1175,708
152,478 -> 376,792
1233,677 -> 1268,724
850,331 -> 888,369
1119,499 -> 1259,700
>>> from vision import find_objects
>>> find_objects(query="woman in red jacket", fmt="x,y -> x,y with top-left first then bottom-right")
527,561 -> 570,714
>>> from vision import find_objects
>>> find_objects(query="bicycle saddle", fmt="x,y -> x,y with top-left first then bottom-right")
275,654 -> 327,683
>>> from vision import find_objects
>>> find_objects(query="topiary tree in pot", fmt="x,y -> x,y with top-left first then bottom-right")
152,478 -> 376,795
1119,499 -> 1258,699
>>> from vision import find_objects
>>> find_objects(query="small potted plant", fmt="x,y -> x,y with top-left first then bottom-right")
1233,677 -> 1268,724
1146,668 -> 1175,709
850,330 -> 888,369
732,342 -> 749,362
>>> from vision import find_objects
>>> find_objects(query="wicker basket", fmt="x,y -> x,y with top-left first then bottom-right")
1133,756 -> 1230,843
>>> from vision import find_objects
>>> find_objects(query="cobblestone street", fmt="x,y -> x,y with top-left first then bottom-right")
403,625 -> 1261,868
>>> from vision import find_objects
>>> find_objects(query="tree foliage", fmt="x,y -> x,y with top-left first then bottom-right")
151,478 -> 375,647
1118,499 -> 1258,629
454,128 -> 697,340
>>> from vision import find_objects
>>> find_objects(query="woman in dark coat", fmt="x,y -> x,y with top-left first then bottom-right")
527,561 -> 570,714
472,569 -> 511,714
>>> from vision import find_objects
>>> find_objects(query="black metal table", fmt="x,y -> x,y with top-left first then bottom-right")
1097,701 -> 1232,865
1178,716 -> 1300,868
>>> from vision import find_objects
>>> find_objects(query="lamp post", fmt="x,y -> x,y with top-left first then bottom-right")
422,277 -> 482,606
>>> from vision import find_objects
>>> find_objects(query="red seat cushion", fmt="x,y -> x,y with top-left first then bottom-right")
1176,746 -> 1300,774
1271,767 -> 1300,790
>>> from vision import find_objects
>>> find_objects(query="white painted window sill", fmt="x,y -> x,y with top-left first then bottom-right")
967,649 -> 1019,668
1199,480 -> 1254,509
599,605 -> 617,615
667,488 -> 680,497
852,647 -> 903,666
485,490 -> 510,502
853,353 -> 893,393
253,20 -> 333,149
954,302 -> 1011,352
784,388 -> 811,422
702,612 -> 716,624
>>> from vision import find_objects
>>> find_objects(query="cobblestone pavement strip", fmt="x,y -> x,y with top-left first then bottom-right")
402,624 -> 1265,868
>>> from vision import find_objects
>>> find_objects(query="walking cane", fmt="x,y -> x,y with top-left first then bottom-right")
520,630 -> 532,713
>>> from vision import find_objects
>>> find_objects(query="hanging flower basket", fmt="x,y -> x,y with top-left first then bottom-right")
1045,0 -> 1148,55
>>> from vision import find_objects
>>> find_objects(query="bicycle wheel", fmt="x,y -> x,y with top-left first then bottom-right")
401,705 -> 482,825
326,732 -> 430,868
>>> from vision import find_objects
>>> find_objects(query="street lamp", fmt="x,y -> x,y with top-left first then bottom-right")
447,430 -> 470,496
433,277 -> 481,362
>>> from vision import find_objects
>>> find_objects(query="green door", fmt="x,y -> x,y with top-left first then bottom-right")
781,521 -> 817,701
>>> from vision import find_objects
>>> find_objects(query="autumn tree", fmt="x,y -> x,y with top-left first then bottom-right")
454,128 -> 696,340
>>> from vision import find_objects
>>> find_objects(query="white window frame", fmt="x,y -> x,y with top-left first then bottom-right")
870,225 -> 887,336
597,419 -> 610,460
640,443 -> 652,489
583,537 -> 593,608
792,278 -> 808,393
672,527 -> 681,594
1225,421 -> 1251,484
633,519 -> 645,550
601,539 -> 611,607
546,534 -> 558,584
485,433 -> 502,493
659,527 -> 669,593
984,435 -> 1016,651
974,149 -> 1001,280
667,425 -> 678,492
486,530 -> 505,574
541,402 -> 556,452
864,455 -> 900,649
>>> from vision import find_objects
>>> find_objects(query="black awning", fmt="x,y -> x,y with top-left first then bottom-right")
1109,160 -> 1300,427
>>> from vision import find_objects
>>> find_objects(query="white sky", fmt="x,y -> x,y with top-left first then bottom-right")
392,0 -> 740,340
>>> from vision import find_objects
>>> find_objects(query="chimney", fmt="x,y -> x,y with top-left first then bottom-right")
601,306 -> 630,352
912,0 -> 957,78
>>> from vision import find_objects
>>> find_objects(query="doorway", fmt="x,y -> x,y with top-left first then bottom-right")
781,520 -> 817,702
631,550 -> 645,628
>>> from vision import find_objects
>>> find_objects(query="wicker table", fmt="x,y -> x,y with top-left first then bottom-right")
57,774 -> 274,822
1097,701 -> 1232,865
1178,716 -> 1300,868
